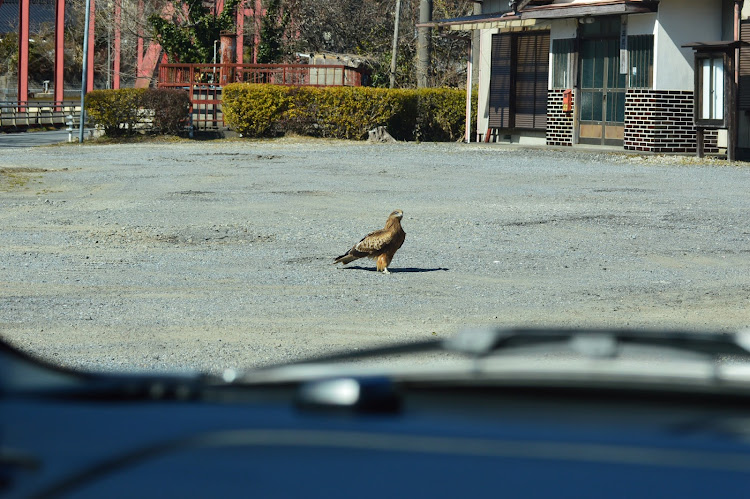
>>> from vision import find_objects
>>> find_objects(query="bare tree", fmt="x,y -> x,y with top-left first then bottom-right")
287,0 -> 472,88
61,0 -> 171,89
430,0 -> 474,88
1,0 -> 473,95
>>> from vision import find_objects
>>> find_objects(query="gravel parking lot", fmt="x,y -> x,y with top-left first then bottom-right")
2,138 -> 750,372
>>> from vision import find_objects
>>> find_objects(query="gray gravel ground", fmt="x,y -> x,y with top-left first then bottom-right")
1,138 -> 750,373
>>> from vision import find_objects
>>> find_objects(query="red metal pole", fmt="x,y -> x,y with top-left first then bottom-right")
18,0 -> 29,110
137,0 -> 144,84
87,0 -> 96,92
254,0 -> 262,63
220,33 -> 235,84
237,3 -> 244,64
114,0 -> 121,89
54,0 -> 65,104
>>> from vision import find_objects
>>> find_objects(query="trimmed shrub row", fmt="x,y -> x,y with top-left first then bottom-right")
223,84 -> 476,142
85,85 -> 477,141
85,88 -> 190,136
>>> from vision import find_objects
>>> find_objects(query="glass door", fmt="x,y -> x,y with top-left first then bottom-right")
578,36 -> 626,145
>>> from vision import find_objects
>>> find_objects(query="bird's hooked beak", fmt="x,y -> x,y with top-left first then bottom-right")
391,210 -> 403,219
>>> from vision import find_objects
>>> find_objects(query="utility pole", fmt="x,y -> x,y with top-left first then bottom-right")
79,0 -> 92,143
416,0 -> 432,88
390,0 -> 401,88
472,1 -> 481,83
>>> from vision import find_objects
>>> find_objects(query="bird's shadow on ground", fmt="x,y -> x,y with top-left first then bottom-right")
343,265 -> 449,273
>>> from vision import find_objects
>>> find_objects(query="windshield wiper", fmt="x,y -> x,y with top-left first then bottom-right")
251,328 -> 750,372
444,328 -> 750,360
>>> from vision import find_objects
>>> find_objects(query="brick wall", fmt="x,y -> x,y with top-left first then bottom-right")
624,89 -> 718,154
546,89 -> 575,146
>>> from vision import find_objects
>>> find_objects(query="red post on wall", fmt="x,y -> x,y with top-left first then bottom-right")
87,0 -> 96,92
137,0 -> 144,74
54,0 -> 65,104
237,4 -> 244,64
220,33 -> 236,84
18,0 -> 30,109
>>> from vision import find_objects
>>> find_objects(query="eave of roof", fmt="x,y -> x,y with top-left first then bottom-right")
682,40 -> 749,51
424,0 -> 659,30
519,1 -> 658,20
417,11 -> 514,29
419,12 -> 539,31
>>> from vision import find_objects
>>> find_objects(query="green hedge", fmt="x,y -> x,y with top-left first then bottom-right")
141,89 -> 192,135
85,88 -> 144,136
222,84 -> 476,142
222,84 -> 290,137
414,88 -> 470,142
85,88 -> 190,136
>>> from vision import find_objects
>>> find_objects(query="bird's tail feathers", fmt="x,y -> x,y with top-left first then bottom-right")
334,253 -> 358,265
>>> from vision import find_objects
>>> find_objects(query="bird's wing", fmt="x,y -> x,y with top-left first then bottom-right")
389,229 -> 406,252
353,228 -> 393,254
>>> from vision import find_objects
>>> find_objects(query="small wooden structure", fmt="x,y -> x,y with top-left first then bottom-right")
683,41 -> 748,161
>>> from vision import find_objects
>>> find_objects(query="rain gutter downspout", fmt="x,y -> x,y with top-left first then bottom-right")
736,0 -> 741,85
734,0 -> 741,160
465,39 -> 472,142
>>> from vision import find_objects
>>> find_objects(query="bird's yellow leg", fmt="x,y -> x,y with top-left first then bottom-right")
376,254 -> 388,273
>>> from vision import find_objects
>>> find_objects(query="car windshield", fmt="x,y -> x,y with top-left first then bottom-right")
2,139 -> 749,374
10,4 -> 750,497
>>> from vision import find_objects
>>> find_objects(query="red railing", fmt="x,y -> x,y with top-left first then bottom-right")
158,63 -> 365,89
157,63 -> 366,130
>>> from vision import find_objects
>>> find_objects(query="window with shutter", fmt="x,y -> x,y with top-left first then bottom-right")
489,31 -> 550,131
515,32 -> 550,129
489,34 -> 512,128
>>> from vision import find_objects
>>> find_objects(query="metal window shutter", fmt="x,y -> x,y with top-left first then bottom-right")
489,33 -> 512,128
740,21 -> 750,110
515,32 -> 549,130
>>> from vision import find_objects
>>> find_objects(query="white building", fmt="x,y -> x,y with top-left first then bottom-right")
434,0 -> 750,158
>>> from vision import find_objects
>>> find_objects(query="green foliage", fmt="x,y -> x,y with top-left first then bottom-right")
141,89 -> 191,134
311,87 -> 412,140
149,0 -> 242,63
85,89 -> 146,136
0,31 -> 57,85
85,88 -> 190,136
0,34 -> 18,75
414,88 -> 467,142
222,84 -> 291,136
222,84 -> 470,141
282,86 -> 323,136
257,0 -> 290,64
